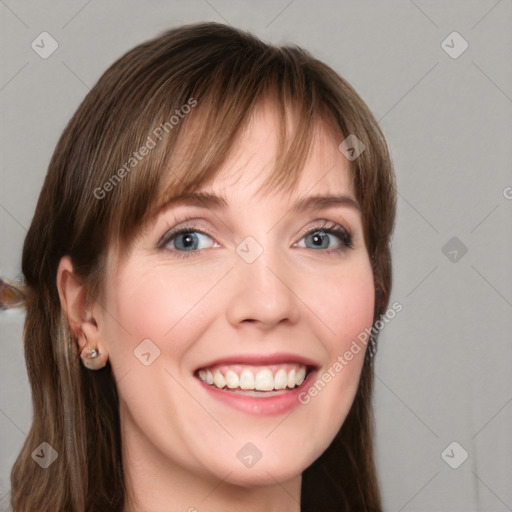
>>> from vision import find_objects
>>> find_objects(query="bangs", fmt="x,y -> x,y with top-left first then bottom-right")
108,44 -> 338,262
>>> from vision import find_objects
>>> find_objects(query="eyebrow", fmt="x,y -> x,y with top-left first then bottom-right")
291,194 -> 360,212
161,191 -> 360,212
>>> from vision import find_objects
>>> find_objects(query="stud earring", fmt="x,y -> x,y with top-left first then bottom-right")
81,346 -> 107,370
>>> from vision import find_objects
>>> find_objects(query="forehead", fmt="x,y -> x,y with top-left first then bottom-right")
201,99 -> 355,203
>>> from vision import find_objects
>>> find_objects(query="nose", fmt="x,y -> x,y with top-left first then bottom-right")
225,242 -> 300,330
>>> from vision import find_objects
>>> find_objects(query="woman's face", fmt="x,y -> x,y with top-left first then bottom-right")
96,101 -> 375,489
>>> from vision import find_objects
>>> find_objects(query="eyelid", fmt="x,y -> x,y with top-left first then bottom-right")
157,216 -> 354,254
297,218 -> 352,239
295,220 -> 354,251
156,218 -> 216,249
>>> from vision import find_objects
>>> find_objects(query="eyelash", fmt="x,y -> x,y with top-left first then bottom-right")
157,219 -> 354,260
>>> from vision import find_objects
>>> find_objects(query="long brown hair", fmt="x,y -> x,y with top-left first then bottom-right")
8,22 -> 396,511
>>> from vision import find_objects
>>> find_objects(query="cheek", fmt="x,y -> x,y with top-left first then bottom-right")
313,259 -> 375,342
100,264 -> 218,446
306,259 -> 375,428
101,264 -> 214,373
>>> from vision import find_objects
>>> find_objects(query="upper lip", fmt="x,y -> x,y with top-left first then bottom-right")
195,352 -> 321,372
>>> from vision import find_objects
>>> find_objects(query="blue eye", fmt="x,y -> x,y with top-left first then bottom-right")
297,223 -> 353,252
158,220 -> 353,259
163,229 -> 214,254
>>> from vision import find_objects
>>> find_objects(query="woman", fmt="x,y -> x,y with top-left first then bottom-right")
6,22 -> 396,511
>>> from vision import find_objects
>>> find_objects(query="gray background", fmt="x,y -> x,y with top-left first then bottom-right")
1,1 -> 511,510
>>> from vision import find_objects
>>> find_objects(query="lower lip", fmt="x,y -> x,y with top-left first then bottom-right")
196,371 -> 317,416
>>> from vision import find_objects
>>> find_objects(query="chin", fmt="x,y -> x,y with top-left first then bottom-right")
222,464 -> 303,488
207,447 -> 314,488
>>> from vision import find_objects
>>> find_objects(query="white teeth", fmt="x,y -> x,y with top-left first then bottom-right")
240,369 -> 255,389
225,370 -> 239,389
255,369 -> 274,391
213,370 -> 226,389
295,366 -> 306,386
197,364 -> 310,392
287,368 -> 296,388
274,369 -> 288,390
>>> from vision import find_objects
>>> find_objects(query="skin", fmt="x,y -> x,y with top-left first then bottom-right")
57,100 -> 375,512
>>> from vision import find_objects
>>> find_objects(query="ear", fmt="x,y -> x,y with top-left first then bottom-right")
56,256 -> 107,361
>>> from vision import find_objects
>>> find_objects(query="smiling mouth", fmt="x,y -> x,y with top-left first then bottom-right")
195,363 -> 312,394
